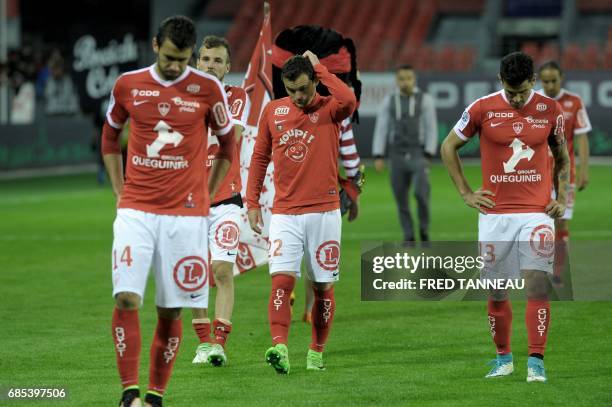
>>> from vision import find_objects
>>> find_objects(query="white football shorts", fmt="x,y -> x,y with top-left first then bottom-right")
111,208 -> 209,308
478,212 -> 555,279
208,203 -> 241,264
268,209 -> 341,283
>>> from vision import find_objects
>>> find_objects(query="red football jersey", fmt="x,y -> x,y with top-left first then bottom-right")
106,64 -> 233,216
247,64 -> 357,215
454,90 -> 565,214
206,85 -> 250,204
538,88 -> 591,183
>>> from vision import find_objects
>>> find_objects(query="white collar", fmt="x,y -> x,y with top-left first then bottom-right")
149,64 -> 192,87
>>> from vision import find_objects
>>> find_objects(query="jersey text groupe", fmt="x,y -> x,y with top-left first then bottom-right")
454,90 -> 565,214
106,64 -> 232,216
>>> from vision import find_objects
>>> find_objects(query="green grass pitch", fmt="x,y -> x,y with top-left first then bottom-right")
1,164 -> 611,406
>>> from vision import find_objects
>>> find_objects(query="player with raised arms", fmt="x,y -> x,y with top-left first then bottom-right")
247,51 -> 356,374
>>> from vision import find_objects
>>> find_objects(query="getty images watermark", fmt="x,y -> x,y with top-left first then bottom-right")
361,241 -> 612,301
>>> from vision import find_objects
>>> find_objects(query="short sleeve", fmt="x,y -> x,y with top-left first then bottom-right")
208,80 -> 233,137
453,99 -> 481,141
574,97 -> 592,135
229,88 -> 250,129
105,77 -> 128,129
550,102 -> 566,146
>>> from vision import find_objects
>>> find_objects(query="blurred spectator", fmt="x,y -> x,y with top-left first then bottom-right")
36,48 -> 61,99
44,57 -> 80,115
10,70 -> 35,124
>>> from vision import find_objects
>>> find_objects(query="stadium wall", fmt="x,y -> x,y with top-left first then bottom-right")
2,71 -> 612,172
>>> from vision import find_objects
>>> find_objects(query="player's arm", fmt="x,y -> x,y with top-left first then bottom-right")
547,122 -> 570,218
102,80 -> 128,202
372,94 -> 391,172
574,101 -> 592,191
102,123 -> 124,200
207,84 -> 235,200
576,132 -> 589,190
303,50 -> 357,122
246,106 -> 272,234
440,130 -> 495,214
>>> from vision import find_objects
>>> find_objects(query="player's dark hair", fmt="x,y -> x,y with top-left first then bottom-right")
396,64 -> 414,72
539,60 -> 563,75
500,52 -> 534,87
201,35 -> 231,62
281,56 -> 315,81
156,16 -> 196,50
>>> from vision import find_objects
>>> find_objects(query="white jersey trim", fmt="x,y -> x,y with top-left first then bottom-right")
148,64 -> 191,87
191,70 -> 233,137
453,127 -> 469,141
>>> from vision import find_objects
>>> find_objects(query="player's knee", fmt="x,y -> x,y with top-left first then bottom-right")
488,289 -> 508,301
157,307 -> 181,320
555,219 -> 568,231
212,261 -> 234,286
191,307 -> 208,319
312,282 -> 334,292
115,292 -> 141,310
524,271 -> 549,300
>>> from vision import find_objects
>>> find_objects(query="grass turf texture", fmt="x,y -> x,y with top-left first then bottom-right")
1,164 -> 611,406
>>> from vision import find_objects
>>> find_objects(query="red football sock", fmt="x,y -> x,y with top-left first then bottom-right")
487,299 -> 512,355
526,299 -> 550,355
268,274 -> 295,345
310,287 -> 336,352
192,319 -> 211,343
148,317 -> 182,395
553,230 -> 569,278
112,308 -> 141,388
213,319 -> 232,347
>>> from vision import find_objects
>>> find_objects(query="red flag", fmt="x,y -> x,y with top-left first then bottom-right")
234,2 -> 275,275
242,2 -> 273,127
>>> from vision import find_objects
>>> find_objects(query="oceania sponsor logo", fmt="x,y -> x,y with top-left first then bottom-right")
537,308 -> 547,337
273,288 -> 285,311
525,116 -> 548,124
163,337 -> 180,363
114,327 -> 126,357
171,96 -> 200,112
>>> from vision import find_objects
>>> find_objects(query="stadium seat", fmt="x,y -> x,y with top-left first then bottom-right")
561,43 -> 582,71
578,0 -> 612,12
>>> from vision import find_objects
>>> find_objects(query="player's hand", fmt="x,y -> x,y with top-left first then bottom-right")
545,200 -> 566,218
302,50 -> 320,66
577,172 -> 589,191
461,189 -> 495,214
248,208 -> 264,234
348,197 -> 359,222
374,159 -> 385,172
